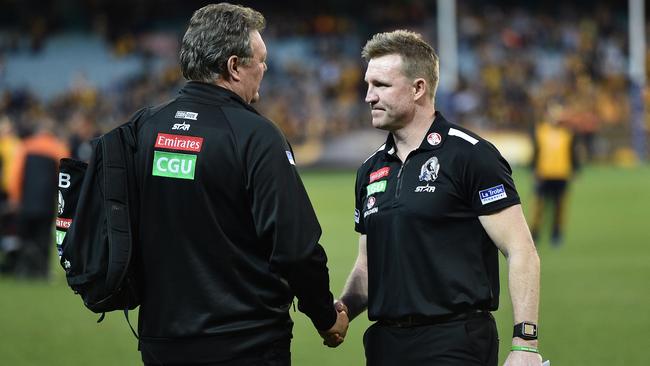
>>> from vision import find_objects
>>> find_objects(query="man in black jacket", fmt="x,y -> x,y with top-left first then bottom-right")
131,4 -> 348,365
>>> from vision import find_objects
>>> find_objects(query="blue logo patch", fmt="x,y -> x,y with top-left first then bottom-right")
479,184 -> 507,205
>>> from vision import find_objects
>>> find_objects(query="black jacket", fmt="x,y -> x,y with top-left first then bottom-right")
132,82 -> 336,363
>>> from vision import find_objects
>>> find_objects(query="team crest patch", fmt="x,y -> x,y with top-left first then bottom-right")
427,132 -> 442,146
418,156 -> 440,183
57,190 -> 65,215
479,184 -> 507,205
415,156 -> 440,193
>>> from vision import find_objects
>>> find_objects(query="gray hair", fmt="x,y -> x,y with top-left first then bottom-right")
362,30 -> 439,100
180,3 -> 265,82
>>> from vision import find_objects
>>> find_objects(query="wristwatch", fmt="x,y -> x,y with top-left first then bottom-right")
513,322 -> 538,340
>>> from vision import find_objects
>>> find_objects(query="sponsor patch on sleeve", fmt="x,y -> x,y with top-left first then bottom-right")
369,167 -> 390,183
354,209 -> 360,224
366,180 -> 387,197
479,184 -> 507,205
286,151 -> 295,165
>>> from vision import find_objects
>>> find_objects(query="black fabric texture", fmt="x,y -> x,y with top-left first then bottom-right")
133,82 -> 336,363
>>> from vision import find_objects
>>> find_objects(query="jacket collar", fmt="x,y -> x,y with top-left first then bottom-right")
179,81 -> 260,115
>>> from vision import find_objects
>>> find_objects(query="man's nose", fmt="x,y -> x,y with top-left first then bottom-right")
365,88 -> 378,104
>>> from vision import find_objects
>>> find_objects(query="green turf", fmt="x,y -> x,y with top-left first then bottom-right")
1,165 -> 649,365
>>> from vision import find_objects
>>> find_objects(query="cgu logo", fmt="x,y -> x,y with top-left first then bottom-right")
152,151 -> 197,180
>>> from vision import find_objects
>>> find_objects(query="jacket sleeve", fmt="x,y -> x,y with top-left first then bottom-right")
241,118 -> 337,331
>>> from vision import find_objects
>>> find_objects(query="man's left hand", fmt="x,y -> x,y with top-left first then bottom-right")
318,308 -> 349,348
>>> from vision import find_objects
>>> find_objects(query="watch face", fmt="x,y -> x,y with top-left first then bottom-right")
514,322 -> 538,340
523,323 -> 537,336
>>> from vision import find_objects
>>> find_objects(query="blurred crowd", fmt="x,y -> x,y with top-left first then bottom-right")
449,3 -> 643,161
0,1 -> 649,275
1,2 -> 648,147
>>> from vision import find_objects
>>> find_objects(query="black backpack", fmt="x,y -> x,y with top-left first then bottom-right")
57,121 -> 140,320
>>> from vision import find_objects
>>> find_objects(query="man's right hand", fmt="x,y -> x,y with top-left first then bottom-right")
319,308 -> 349,348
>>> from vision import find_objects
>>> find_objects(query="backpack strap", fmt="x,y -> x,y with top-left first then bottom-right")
118,122 -> 141,259
124,309 -> 139,339
101,129 -> 134,292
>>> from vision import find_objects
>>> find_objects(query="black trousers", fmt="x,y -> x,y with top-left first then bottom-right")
532,179 -> 569,242
144,337 -> 291,366
364,312 -> 498,366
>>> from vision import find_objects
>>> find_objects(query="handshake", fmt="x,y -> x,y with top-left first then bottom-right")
318,300 -> 350,348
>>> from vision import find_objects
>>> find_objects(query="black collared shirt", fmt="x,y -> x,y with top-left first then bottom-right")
354,112 -> 520,320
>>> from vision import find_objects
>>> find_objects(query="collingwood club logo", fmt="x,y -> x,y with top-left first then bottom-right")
415,156 -> 439,193
57,190 -> 65,215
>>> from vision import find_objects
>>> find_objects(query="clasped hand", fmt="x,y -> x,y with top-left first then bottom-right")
318,302 -> 349,348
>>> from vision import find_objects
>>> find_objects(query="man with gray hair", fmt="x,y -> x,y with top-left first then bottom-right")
337,30 -> 542,365
131,3 -> 347,365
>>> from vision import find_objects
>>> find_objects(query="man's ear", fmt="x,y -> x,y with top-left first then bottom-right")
226,55 -> 242,82
413,78 -> 427,101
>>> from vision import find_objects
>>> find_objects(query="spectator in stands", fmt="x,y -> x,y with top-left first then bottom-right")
67,110 -> 99,162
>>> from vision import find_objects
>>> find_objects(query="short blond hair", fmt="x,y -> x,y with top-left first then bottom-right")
362,30 -> 439,100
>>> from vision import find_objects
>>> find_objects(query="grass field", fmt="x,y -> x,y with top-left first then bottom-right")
1,165 -> 649,365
